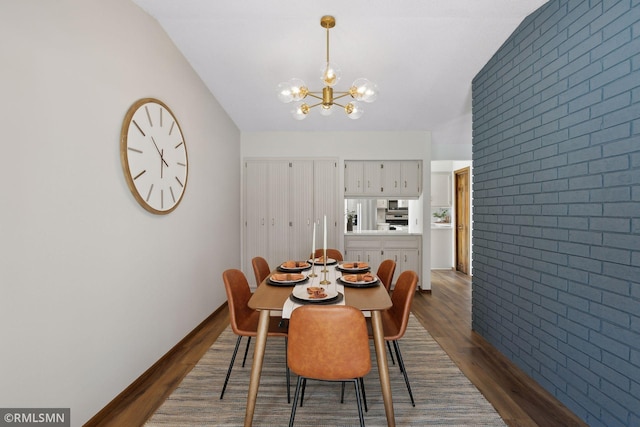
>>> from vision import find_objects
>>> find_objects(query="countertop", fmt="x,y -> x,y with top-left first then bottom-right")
345,230 -> 423,236
431,223 -> 453,229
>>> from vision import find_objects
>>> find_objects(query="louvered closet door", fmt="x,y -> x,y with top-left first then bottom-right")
314,160 -> 339,250
244,161 -> 269,275
267,161 -> 290,267
289,161 -> 314,260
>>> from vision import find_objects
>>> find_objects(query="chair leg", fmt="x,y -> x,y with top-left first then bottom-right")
340,381 -> 345,403
300,378 -> 307,407
353,379 -> 366,427
289,376 -> 304,427
285,338 -> 291,403
359,377 -> 368,412
241,336 -> 252,367
220,335 -> 242,399
387,340 -> 396,365
393,340 -> 415,407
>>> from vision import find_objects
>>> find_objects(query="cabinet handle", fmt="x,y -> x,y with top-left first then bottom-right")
261,218 -> 264,226
404,254 -> 407,262
367,180 -> 370,188
367,254 -> 370,262
272,218 -> 275,226
358,179 -> 361,188
404,180 -> 407,188
395,180 -> 398,188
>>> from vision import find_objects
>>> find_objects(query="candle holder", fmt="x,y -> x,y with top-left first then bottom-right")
320,249 -> 331,284
308,252 -> 317,278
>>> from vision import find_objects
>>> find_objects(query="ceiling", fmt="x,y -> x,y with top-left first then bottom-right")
131,0 -> 547,133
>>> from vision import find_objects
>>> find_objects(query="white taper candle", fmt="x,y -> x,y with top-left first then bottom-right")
323,215 -> 327,253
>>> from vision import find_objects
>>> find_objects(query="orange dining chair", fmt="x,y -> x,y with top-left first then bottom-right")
287,305 -> 371,427
251,256 -> 271,287
220,269 -> 290,402
369,270 -> 418,407
376,259 -> 396,293
313,248 -> 344,262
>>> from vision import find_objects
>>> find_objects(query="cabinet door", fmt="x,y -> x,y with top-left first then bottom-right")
402,249 -> 420,278
345,249 -> 365,263
431,172 -> 452,206
267,161 -> 290,266
289,160 -> 314,260
381,161 -> 401,196
363,250 -> 382,272
244,161 -> 269,275
401,161 -> 422,197
363,161 -> 383,195
344,161 -> 364,195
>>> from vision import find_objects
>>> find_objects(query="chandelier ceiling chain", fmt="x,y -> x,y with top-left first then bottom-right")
277,15 -> 378,120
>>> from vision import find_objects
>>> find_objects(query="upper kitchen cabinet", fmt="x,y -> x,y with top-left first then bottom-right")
344,160 -> 422,198
431,172 -> 452,206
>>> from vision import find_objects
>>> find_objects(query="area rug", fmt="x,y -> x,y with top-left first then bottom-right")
145,316 -> 506,426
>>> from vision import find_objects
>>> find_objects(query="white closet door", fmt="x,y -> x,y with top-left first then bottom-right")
267,161 -> 290,266
244,161 -> 269,275
314,159 -> 339,250
289,160 -> 314,260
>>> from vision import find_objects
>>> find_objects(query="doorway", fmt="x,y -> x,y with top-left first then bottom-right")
454,167 -> 470,275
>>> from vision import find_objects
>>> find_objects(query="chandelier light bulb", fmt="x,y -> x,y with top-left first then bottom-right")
321,62 -> 341,87
345,101 -> 364,119
319,105 -> 333,116
288,78 -> 308,101
291,103 -> 310,120
351,78 -> 379,103
277,82 -> 294,103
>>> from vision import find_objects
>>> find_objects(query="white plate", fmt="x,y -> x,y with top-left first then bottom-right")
269,273 -> 307,284
292,285 -> 338,301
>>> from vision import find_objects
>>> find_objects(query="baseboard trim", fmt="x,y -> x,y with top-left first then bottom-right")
84,303 -> 228,426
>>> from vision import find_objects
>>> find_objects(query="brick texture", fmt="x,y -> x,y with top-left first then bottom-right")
472,1 -> 640,426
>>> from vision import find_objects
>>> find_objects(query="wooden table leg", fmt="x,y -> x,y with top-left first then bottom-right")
244,309 -> 270,427
371,310 -> 395,426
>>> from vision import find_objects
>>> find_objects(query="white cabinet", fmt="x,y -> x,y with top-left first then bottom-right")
344,161 -> 364,194
431,227 -> 453,269
431,172 -> 452,206
363,161 -> 382,195
244,159 -> 339,277
344,235 -> 422,287
345,160 -> 423,198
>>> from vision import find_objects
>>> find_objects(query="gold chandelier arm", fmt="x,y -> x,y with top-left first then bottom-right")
332,101 -> 347,108
307,101 -> 324,109
306,92 -> 324,101
331,92 -> 352,101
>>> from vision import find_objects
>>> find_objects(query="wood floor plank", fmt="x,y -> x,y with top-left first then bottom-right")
86,270 -> 587,427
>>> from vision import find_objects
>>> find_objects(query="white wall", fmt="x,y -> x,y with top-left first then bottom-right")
241,131 -> 432,289
0,1 -> 240,425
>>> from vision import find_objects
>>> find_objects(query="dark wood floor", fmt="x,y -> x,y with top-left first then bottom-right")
86,270 -> 586,427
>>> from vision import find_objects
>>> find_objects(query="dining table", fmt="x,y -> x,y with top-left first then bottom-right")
245,260 -> 396,426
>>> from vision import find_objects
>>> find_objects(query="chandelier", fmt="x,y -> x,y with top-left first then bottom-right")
277,15 -> 378,120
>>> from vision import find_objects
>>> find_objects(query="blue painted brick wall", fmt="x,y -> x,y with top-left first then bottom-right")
472,1 -> 640,426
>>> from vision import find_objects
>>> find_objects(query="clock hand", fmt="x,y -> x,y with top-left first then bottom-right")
151,136 -> 169,167
160,149 -> 164,179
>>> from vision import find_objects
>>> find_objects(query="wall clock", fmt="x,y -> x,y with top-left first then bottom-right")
120,98 -> 188,214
